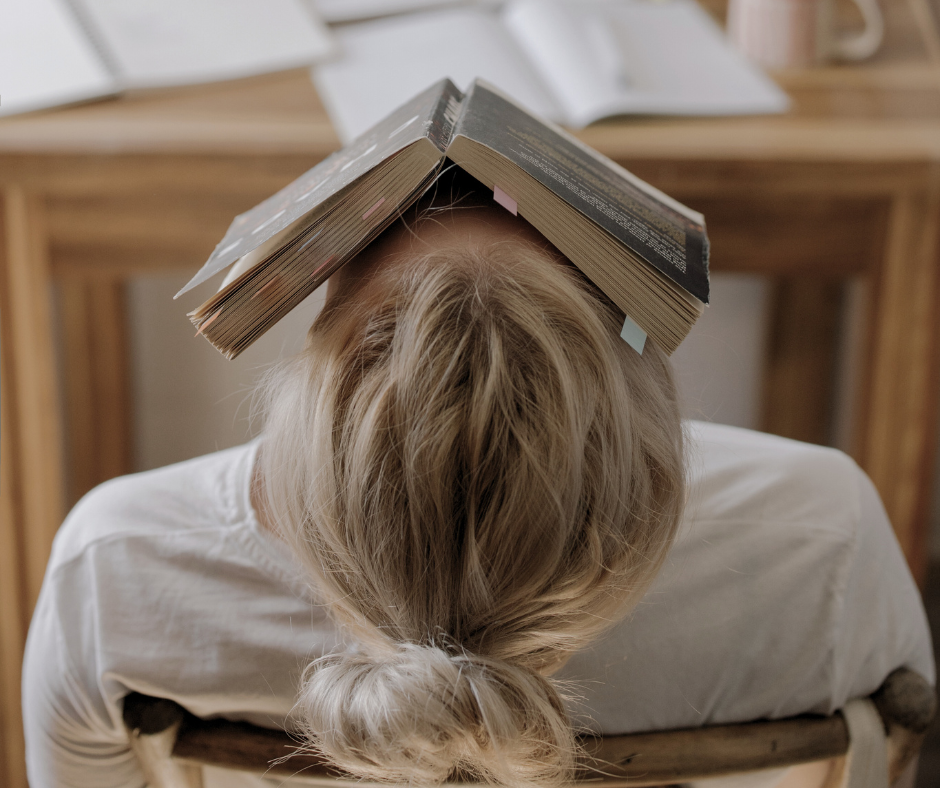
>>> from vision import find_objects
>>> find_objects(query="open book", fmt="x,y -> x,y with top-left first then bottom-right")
313,0 -> 789,143
178,79 -> 709,359
1,0 -> 333,117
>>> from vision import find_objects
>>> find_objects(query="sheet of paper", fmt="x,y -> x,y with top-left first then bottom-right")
505,0 -> 789,126
74,0 -> 334,89
312,7 -> 562,144
0,0 -> 116,117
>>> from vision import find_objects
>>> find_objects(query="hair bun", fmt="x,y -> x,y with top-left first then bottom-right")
296,643 -> 576,787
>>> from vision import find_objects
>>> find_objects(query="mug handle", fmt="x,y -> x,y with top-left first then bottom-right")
833,0 -> 884,60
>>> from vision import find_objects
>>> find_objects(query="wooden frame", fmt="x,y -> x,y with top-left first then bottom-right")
122,668 -> 935,788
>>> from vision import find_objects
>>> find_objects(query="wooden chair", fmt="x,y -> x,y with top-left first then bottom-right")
123,667 -> 935,788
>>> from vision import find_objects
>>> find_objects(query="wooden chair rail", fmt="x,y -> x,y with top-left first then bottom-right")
122,667 -> 936,787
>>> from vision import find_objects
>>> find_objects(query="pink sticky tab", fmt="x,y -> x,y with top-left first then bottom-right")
362,197 -> 385,221
195,309 -> 221,337
251,275 -> 279,300
493,186 -> 517,216
310,256 -> 335,278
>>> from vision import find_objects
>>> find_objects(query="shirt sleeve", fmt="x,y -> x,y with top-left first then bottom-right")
22,569 -> 145,788
829,464 -> 935,704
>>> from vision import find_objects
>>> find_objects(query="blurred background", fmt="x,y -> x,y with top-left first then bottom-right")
2,0 -> 940,785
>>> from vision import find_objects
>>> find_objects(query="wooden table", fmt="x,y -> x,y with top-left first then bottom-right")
2,0 -> 940,785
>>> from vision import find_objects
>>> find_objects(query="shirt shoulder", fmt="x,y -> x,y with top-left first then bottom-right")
685,420 -> 863,539
563,424 -> 932,734
48,441 -> 259,571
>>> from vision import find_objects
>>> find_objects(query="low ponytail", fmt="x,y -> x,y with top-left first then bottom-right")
298,644 -> 576,786
259,234 -> 684,787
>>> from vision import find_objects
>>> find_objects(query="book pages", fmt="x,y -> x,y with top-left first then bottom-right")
453,82 -> 709,303
73,0 -> 334,89
312,8 -> 561,143
506,0 -> 788,124
313,0 -> 787,140
450,137 -> 701,353
192,145 -> 443,357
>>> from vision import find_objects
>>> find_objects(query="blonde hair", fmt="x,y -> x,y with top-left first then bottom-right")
258,234 -> 684,787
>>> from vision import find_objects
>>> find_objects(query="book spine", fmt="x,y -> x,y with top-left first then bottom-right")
425,81 -> 464,153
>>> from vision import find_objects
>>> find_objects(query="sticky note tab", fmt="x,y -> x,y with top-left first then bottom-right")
493,185 -> 518,216
251,275 -> 280,300
362,197 -> 385,220
309,255 -> 335,278
195,309 -> 221,337
620,314 -> 647,355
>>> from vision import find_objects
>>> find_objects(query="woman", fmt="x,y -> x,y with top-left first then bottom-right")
23,189 -> 932,788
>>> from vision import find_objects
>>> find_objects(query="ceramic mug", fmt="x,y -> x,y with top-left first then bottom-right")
727,0 -> 884,68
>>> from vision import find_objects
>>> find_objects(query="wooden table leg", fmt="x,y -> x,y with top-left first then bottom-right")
762,278 -> 844,447
855,169 -> 940,584
0,186 -> 64,787
59,277 -> 132,509
2,187 -> 65,610
0,301 -> 28,788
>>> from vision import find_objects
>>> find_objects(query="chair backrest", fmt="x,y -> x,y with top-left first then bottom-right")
123,667 -> 936,788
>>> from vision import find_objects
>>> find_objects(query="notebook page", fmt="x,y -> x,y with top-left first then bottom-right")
0,0 -> 116,116
502,1 -> 612,128
312,8 -> 562,144
505,0 -> 788,126
73,0 -> 334,89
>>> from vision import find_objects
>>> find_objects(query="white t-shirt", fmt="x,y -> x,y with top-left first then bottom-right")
22,422 -> 934,788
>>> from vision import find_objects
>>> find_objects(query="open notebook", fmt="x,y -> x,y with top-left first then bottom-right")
313,0 -> 789,143
1,0 -> 333,117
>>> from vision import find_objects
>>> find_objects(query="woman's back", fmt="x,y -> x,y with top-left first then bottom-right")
22,422 -> 931,787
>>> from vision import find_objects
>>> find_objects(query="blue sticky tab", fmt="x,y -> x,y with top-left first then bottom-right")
620,314 -> 647,354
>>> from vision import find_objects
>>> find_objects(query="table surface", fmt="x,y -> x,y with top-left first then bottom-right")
0,0 -> 938,161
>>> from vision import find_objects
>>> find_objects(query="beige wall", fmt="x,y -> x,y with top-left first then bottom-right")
128,276 -> 327,472
669,274 -> 769,430
127,272 -> 770,469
